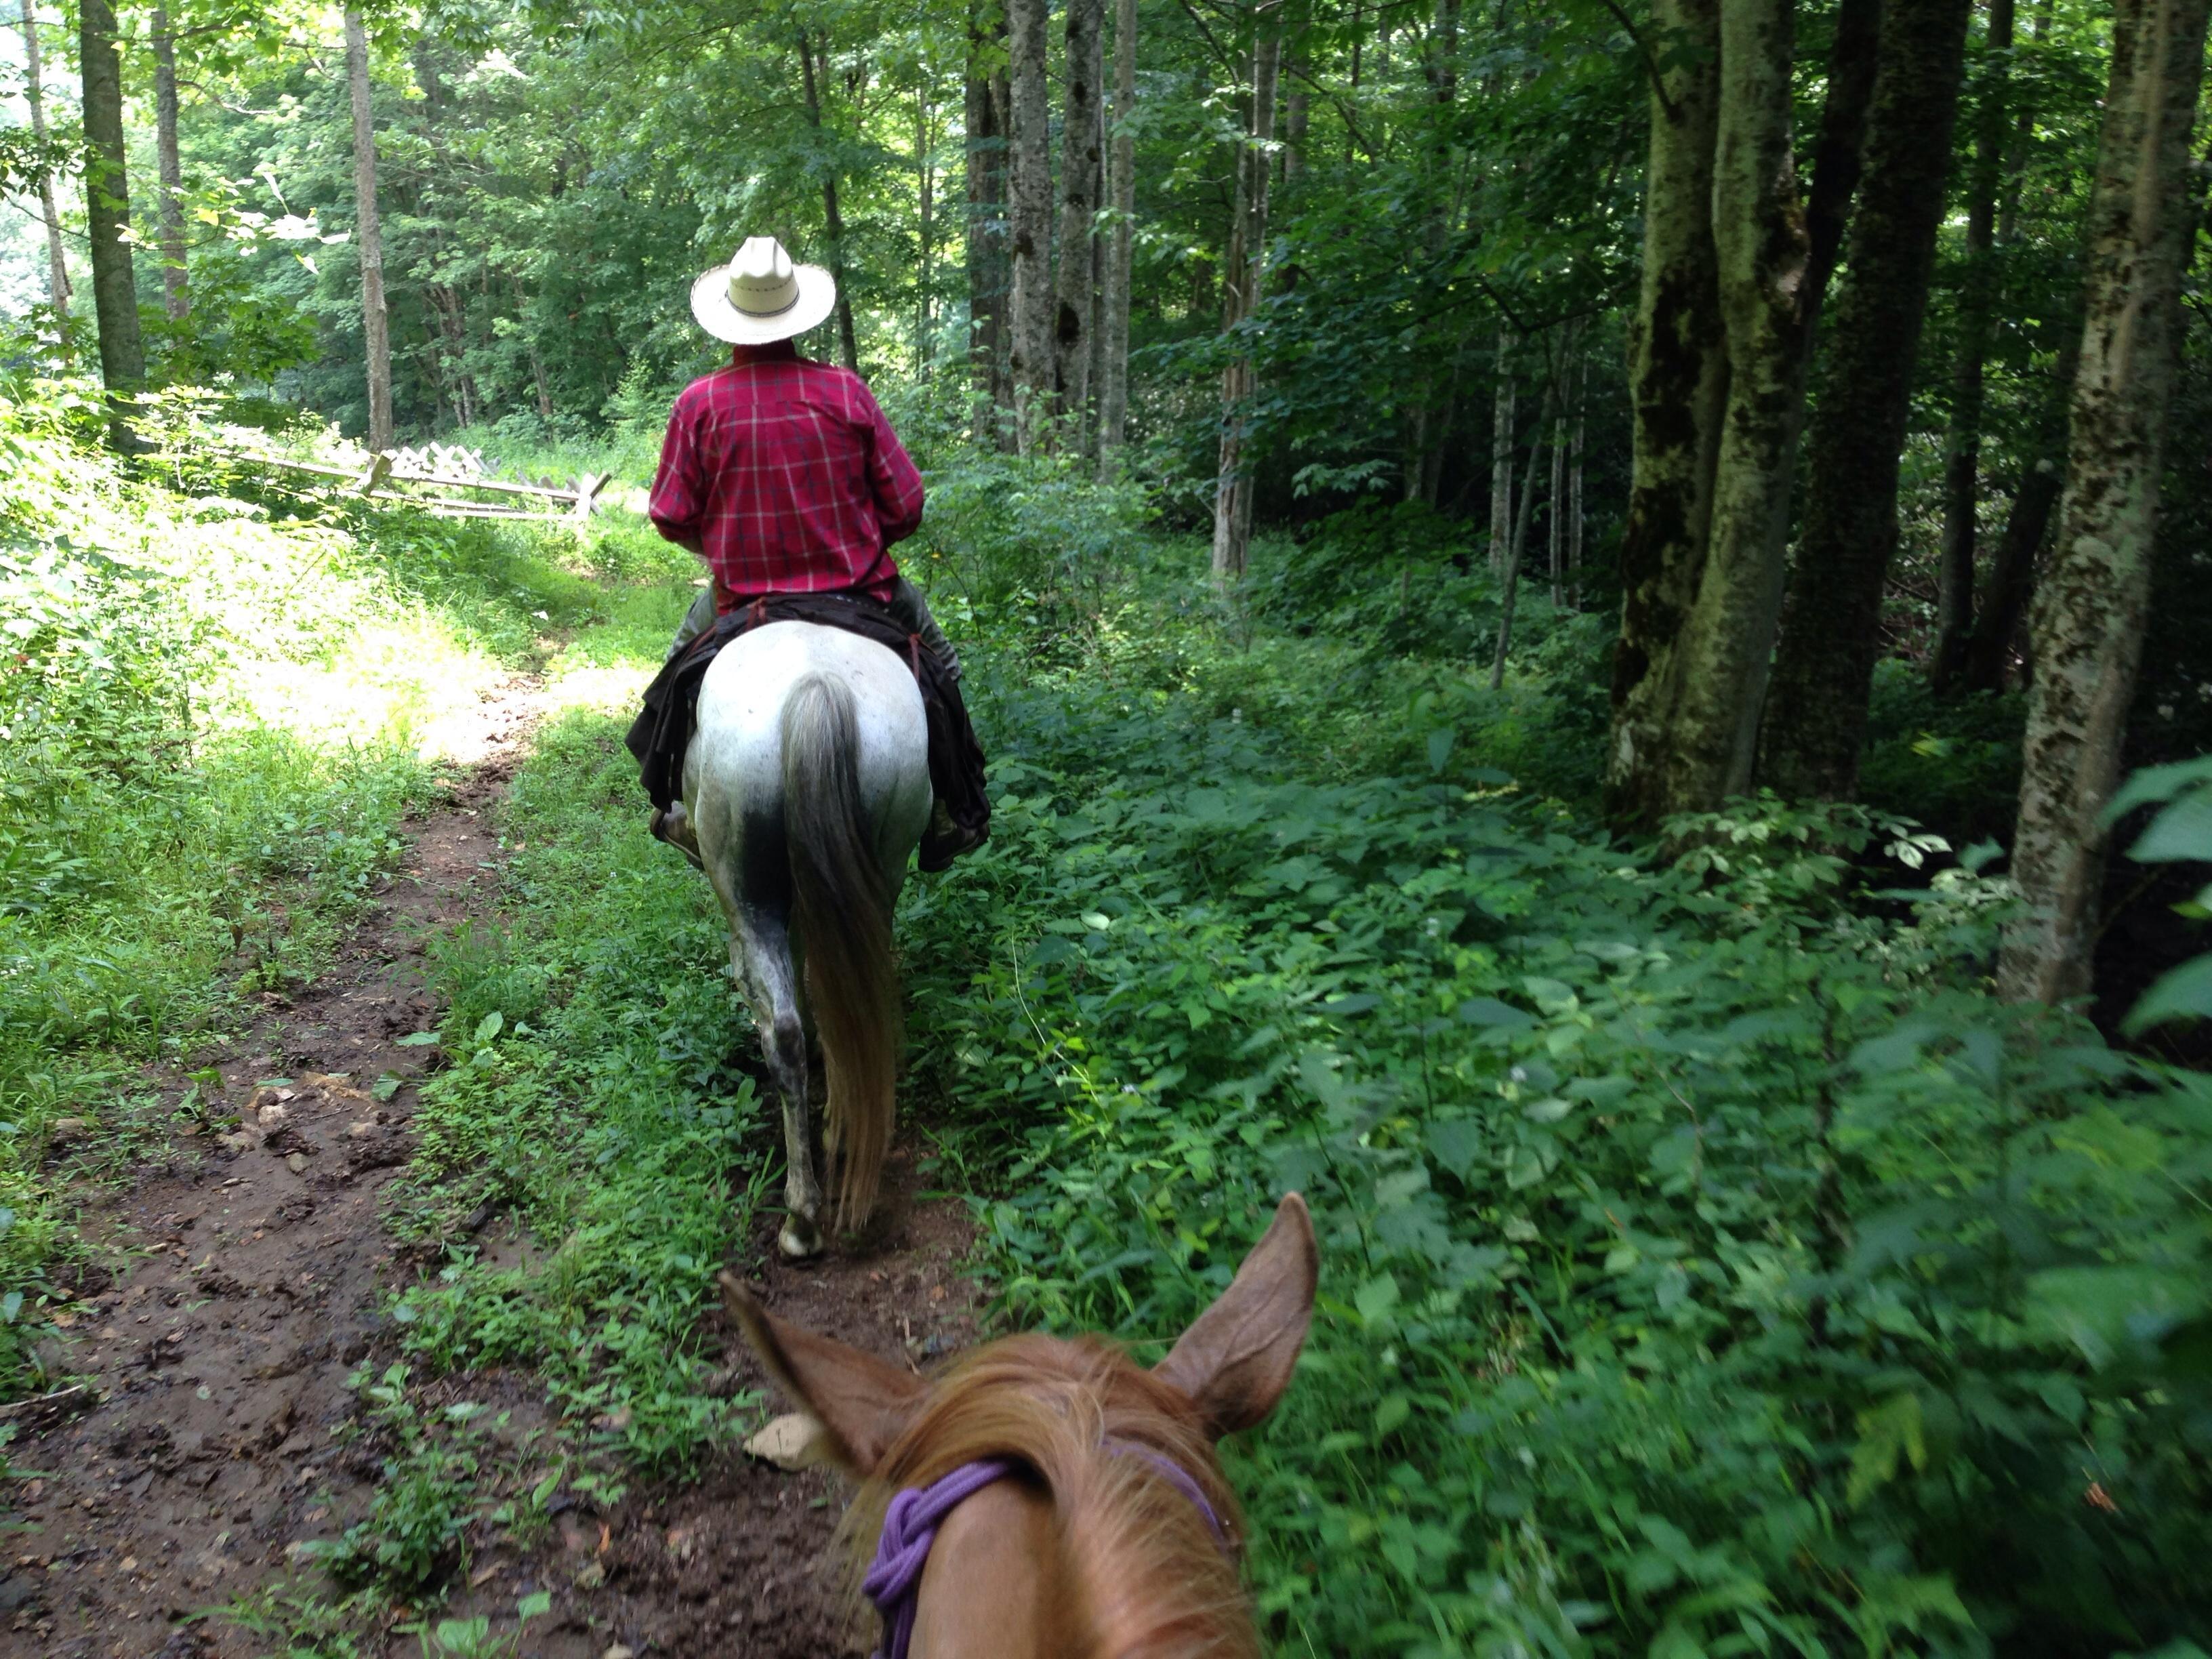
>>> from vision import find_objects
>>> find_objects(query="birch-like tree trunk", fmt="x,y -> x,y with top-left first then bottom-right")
79,0 -> 145,449
152,7 -> 188,321
916,92 -> 935,373
1006,0 -> 1054,451
1209,13 -> 1281,582
20,0 -> 70,315
1759,0 -> 1971,800
1931,0 -> 2018,691
1605,0 -> 1809,826
1097,0 -> 1136,473
1488,330 -> 1515,574
1568,366 -> 1585,608
344,9 -> 394,453
1998,0 -> 2211,1005
966,0 -> 1010,441
1548,388 -> 1568,609
1054,0 -> 1106,441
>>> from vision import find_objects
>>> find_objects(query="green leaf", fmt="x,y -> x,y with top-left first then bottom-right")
395,1031 -> 441,1047
1456,996 -> 1534,1029
1354,1273 -> 1400,1325
474,1010 -> 505,1044
2123,953 -> 2212,1035
371,1071 -> 404,1101
518,1591 -> 553,1620
1374,1391 -> 1410,1435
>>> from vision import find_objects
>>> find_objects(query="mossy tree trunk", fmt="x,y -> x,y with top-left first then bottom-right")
1998,0 -> 2211,1004
1605,0 -> 1809,827
1759,0 -> 1973,800
79,0 -> 145,450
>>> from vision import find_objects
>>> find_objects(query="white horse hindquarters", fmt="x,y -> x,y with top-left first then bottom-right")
683,621 -> 930,1256
685,623 -> 931,886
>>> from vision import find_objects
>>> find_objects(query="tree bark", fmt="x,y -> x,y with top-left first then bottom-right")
1931,0 -> 2018,691
916,91 -> 935,373
1997,0 -> 2210,1005
1548,375 -> 1568,609
1605,0 -> 1810,827
1568,363 -> 1586,609
1959,341 -> 2076,693
20,0 -> 69,315
1054,0 -> 1106,441
1492,373 -> 1559,691
152,6 -> 188,321
1759,0 -> 1972,800
798,34 -> 861,373
1210,12 -> 1282,582
79,0 -> 144,449
344,9 -> 394,452
966,0 -> 1011,441
1488,329 -> 1515,573
1006,0 -> 1054,450
1097,0 -> 1136,473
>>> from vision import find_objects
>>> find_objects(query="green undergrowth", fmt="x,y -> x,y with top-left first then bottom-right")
0,375 -> 610,1395
890,483 -> 2212,1654
380,558 -> 771,1479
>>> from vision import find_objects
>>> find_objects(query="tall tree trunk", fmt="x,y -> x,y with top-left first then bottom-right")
1492,373 -> 1559,691
966,0 -> 1011,441
1210,12 -> 1282,583
1961,341 -> 2076,692
1006,0 -> 1054,449
1932,0 -> 2018,692
798,35 -> 861,373
1055,0 -> 1106,441
79,0 -> 144,449
344,9 -> 394,452
1605,0 -> 1811,827
917,91 -> 935,373
20,0 -> 69,314
152,6 -> 188,321
1997,0 -> 2210,1005
1759,0 -> 1972,800
1488,329 -> 1515,573
1097,0 -> 1137,474
1568,363 -> 1586,609
1548,375 -> 1568,609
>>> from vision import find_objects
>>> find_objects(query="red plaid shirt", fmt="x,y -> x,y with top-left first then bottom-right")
648,343 -> 924,607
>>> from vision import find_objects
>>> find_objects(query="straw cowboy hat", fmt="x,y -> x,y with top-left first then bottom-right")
690,235 -> 838,345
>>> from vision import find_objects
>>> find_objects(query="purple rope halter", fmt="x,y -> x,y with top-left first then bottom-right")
860,1440 -> 1229,1659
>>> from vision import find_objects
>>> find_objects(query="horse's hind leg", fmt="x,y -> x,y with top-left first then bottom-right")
729,922 -> 824,1259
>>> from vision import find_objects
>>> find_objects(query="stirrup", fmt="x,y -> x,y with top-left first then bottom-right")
651,804 -> 704,871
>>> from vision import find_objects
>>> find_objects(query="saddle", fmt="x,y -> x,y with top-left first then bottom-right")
623,590 -> 990,871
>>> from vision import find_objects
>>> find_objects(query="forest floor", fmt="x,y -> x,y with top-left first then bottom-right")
2,678 -> 981,1659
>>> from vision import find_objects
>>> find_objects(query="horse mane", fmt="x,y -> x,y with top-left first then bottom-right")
839,1332 -> 1261,1659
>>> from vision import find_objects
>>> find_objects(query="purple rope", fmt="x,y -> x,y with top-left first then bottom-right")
861,1443 -> 1229,1659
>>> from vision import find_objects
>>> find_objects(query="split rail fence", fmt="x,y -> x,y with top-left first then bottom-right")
205,440 -> 611,525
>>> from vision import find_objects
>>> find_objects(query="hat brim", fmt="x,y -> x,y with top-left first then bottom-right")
690,262 -> 839,344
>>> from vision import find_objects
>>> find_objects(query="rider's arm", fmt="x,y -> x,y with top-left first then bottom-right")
648,389 -> 708,550
859,386 -> 925,546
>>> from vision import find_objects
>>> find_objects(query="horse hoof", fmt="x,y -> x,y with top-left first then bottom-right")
778,1218 -> 823,1260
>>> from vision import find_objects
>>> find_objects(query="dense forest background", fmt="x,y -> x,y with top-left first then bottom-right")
7,0 -> 2212,1654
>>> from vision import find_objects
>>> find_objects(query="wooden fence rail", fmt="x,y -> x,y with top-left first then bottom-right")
199,444 -> 611,525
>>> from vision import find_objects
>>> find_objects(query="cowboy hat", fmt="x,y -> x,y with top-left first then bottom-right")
690,235 -> 838,345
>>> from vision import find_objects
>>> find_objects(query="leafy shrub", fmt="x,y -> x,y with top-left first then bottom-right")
903,623 -> 2212,1657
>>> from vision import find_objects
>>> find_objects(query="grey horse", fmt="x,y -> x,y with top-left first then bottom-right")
682,621 -> 930,1258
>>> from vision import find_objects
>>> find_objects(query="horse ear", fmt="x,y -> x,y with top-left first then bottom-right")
1153,1193 -> 1318,1439
721,1273 -> 928,1476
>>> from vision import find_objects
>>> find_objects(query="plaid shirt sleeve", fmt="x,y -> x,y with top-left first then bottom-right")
647,389 -> 704,545
859,384 -> 926,546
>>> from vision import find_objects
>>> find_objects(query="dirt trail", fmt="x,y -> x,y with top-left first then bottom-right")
2,680 -> 981,1659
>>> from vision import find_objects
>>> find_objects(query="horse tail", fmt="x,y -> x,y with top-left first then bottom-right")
779,670 -> 900,1229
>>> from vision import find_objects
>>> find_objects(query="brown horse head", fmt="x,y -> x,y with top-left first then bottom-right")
722,1193 -> 1319,1658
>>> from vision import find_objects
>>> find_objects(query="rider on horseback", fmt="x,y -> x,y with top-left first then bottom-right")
644,234 -> 977,866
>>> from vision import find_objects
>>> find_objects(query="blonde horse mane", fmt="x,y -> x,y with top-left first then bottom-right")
839,1332 -> 1261,1659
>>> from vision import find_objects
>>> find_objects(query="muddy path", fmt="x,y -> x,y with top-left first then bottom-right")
3,681 -> 981,1659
